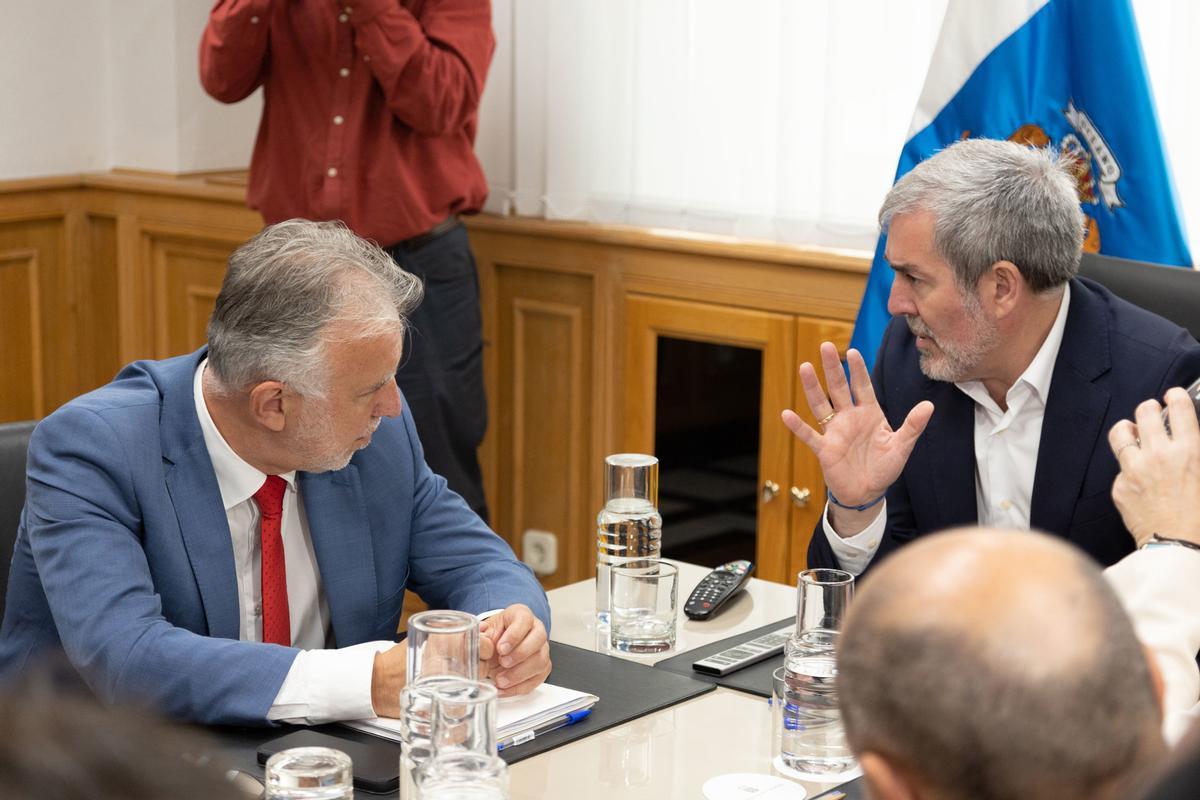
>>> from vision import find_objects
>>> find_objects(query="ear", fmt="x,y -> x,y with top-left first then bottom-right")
861,751 -> 921,800
981,260 -> 1023,319
247,380 -> 289,433
1142,643 -> 1167,719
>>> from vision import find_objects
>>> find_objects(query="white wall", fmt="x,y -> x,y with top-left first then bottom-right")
0,2 -> 110,178
0,0 -> 260,180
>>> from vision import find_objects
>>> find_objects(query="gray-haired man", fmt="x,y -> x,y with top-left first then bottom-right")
0,220 -> 551,725
785,138 -> 1200,574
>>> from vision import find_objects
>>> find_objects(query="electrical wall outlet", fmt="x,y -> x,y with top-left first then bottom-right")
521,529 -> 558,576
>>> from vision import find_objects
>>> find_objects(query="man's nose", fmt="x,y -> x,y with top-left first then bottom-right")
377,380 -> 402,418
886,276 -> 914,317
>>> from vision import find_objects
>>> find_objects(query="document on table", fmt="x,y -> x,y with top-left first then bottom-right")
341,681 -> 598,742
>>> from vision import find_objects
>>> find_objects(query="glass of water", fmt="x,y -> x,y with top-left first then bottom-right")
778,568 -> 856,777
265,747 -> 353,799
431,679 -> 499,757
400,676 -> 467,769
418,752 -> 509,799
771,665 -> 854,778
609,560 -> 677,653
407,610 -> 480,684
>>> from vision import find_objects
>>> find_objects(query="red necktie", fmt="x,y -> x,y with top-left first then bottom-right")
254,475 -> 291,646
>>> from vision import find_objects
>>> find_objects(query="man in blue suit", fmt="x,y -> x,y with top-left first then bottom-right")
0,220 -> 551,726
784,139 -> 1200,575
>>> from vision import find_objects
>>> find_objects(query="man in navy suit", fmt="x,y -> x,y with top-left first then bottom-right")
0,220 -> 551,725
785,138 -> 1200,575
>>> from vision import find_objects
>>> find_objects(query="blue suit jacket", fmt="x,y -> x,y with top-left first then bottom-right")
0,349 -> 550,725
808,277 -> 1200,573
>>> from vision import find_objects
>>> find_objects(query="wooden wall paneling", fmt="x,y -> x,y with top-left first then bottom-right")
493,265 -> 595,588
0,248 -> 43,421
0,216 -> 69,418
139,223 -> 247,359
76,215 -> 121,393
620,247 -> 863,323
621,294 -> 797,583
117,214 -> 154,365
787,316 -> 854,578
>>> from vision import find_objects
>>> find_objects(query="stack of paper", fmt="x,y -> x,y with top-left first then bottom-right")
342,681 -> 598,743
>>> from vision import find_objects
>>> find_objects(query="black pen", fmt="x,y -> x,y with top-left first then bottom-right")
496,708 -> 593,751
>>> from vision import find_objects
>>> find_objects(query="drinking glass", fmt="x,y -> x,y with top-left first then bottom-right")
778,568 -> 857,778
430,679 -> 499,757
407,610 -> 480,684
771,666 -> 855,778
609,560 -> 677,653
788,568 -> 854,656
264,747 -> 353,800
418,752 -> 509,800
400,681 -> 465,772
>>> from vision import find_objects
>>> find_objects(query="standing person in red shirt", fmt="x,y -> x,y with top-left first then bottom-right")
200,0 -> 495,520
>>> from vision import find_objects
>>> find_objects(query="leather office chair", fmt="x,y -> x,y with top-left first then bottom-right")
0,420 -> 36,621
1078,252 -> 1200,342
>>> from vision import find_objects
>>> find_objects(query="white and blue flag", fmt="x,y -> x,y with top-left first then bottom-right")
851,0 -> 1192,370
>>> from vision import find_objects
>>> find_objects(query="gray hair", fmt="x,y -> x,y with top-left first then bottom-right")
838,540 -> 1163,800
880,138 -> 1086,292
207,219 -> 423,396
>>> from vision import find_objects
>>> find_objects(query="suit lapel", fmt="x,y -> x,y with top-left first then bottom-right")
300,466 -> 378,647
924,379 -> 979,529
1030,281 -> 1112,537
161,349 -> 241,640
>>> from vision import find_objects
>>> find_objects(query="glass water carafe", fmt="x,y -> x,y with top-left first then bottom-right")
595,454 -> 662,625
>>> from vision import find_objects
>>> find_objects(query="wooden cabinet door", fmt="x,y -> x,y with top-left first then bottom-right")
622,294 -> 797,583
787,316 -> 854,579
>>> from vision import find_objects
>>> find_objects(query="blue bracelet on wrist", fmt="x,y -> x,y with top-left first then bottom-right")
826,489 -> 885,512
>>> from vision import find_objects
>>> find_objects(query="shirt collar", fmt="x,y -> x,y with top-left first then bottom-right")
955,282 -> 1071,411
193,359 -> 297,510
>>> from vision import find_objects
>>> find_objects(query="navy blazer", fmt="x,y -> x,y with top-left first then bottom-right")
808,277 -> 1200,573
0,349 -> 550,725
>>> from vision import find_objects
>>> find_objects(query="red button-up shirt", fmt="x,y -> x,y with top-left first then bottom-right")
200,0 -> 493,246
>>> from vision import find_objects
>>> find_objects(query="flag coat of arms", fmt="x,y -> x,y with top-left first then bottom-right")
851,0 -> 1192,370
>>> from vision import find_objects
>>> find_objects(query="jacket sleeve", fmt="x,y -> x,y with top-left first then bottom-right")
346,0 -> 493,135
24,404 -> 298,726
399,407 -> 552,631
199,0 -> 273,103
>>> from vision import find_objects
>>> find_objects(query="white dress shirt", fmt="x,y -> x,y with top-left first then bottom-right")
824,284 -> 1072,574
193,362 -> 393,723
1106,545 -> 1200,745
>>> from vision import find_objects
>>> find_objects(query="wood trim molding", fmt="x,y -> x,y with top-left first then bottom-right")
466,214 -> 872,275
0,248 -> 45,418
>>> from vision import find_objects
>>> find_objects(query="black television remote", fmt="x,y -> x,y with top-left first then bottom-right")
683,560 -> 754,620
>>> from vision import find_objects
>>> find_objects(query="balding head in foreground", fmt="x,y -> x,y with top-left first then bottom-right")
838,528 -> 1166,800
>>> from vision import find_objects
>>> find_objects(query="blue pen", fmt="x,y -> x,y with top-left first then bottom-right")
496,708 -> 593,751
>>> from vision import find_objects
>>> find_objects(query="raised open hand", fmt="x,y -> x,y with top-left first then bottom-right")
782,342 -> 933,511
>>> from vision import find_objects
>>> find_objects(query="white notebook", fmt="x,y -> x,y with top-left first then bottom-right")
341,681 -> 598,743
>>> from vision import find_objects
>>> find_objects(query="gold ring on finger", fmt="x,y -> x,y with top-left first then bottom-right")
818,411 -> 837,428
1114,439 -> 1140,461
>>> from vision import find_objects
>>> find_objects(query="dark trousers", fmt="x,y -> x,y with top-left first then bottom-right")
386,224 -> 489,522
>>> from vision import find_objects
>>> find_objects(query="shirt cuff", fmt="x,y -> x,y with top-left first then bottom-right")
268,640 -> 396,724
821,500 -> 887,576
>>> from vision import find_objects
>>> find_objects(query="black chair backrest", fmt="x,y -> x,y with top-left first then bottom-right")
1077,252 -> 1200,341
0,420 -> 36,621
